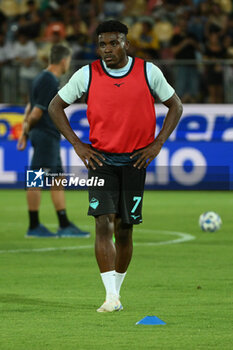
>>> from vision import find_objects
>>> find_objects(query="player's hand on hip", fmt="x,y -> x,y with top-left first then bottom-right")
73,142 -> 105,170
130,140 -> 163,169
17,134 -> 27,151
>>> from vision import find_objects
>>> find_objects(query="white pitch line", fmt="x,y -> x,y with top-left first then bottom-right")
134,229 -> 195,246
0,245 -> 92,254
0,229 -> 195,254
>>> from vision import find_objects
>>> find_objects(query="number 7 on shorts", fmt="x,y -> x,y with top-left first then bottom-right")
131,196 -> 142,213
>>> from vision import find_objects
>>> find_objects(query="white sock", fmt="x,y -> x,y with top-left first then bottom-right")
115,271 -> 127,297
100,270 -> 117,301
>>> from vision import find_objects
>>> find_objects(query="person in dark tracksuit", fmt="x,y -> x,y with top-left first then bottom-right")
17,44 -> 90,238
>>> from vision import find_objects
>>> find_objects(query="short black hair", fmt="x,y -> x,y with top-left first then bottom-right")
50,44 -> 71,64
96,20 -> 128,36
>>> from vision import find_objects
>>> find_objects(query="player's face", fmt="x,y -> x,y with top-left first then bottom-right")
97,32 -> 129,69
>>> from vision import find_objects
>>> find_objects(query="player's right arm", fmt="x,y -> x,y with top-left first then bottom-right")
49,95 -> 104,169
17,103 -> 30,151
17,71 -> 56,151
48,67 -> 104,169
17,104 -> 43,150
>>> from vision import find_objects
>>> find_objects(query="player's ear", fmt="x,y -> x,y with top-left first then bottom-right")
125,39 -> 130,51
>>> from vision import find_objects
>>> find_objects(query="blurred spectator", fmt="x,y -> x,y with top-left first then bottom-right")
78,0 -> 108,19
66,21 -> 89,62
205,2 -> 228,37
222,14 -> 233,58
223,13 -> 233,102
0,32 -> 7,60
123,0 -> 147,16
38,23 -> 68,67
160,0 -> 192,14
0,10 -> 7,33
191,0 -> 206,5
151,1 -> 176,23
204,32 -> 227,103
146,0 -> 163,15
224,14 -> 233,40
215,0 -> 232,13
13,29 -> 38,103
128,18 -> 159,59
0,32 -> 14,66
17,0 -> 41,39
89,0 -> 104,18
223,34 -> 233,57
80,0 -> 126,19
171,17 -> 200,102
0,32 -> 15,102
160,0 -> 182,9
0,0 -> 27,17
44,22 -> 66,41
86,7 -> 101,39
0,0 -> 232,103
63,5 -> 87,37
154,20 -> 174,45
188,2 -> 209,44
40,6 -> 58,27
81,37 -> 98,60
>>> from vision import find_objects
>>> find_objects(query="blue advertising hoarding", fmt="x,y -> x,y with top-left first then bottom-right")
0,104 -> 232,189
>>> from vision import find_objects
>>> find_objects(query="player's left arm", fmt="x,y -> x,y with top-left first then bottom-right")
131,93 -> 183,169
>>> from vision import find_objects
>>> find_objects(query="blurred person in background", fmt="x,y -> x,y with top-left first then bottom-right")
63,4 -> 87,39
214,0 -> 232,14
129,18 -> 160,60
86,7 -> 101,40
83,0 -> 125,19
223,17 -> 233,103
0,10 -> 7,33
13,29 -> 39,103
63,5 -> 89,62
205,2 -> 228,38
17,0 -> 41,39
171,16 -> 200,102
188,2 -> 209,44
17,44 -> 90,238
38,23 -> 67,67
0,0 -> 26,17
223,13 -> 233,44
123,0 -> 147,17
66,21 -> 88,62
204,31 -> 227,103
0,31 -> 15,103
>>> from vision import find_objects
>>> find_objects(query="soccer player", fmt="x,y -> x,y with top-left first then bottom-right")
17,44 -> 90,238
48,21 -> 183,311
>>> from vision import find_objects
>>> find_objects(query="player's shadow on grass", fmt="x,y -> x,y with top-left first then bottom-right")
0,293 -> 76,310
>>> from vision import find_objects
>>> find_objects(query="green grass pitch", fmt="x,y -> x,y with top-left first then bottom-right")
0,190 -> 232,350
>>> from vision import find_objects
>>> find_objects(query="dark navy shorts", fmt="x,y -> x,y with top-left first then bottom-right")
29,129 -> 63,174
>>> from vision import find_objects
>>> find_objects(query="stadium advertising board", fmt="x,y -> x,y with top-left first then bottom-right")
0,104 -> 232,189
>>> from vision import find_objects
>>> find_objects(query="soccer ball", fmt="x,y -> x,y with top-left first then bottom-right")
199,211 -> 222,232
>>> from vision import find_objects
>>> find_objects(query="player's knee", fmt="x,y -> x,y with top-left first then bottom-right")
95,214 -> 115,237
115,221 -> 133,245
116,218 -> 133,232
